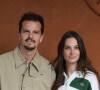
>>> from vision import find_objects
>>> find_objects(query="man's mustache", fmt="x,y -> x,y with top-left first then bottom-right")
25,38 -> 35,43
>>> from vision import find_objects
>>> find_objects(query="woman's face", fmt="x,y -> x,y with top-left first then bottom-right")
63,37 -> 80,65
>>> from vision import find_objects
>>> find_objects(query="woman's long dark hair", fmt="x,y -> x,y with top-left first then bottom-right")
52,31 -> 99,90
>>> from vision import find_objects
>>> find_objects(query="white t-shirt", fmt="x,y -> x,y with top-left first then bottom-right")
58,71 -> 99,90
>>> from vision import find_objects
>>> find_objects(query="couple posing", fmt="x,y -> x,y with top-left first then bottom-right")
0,12 -> 99,90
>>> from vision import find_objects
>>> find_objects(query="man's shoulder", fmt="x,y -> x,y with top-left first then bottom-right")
39,55 -> 50,64
0,51 -> 13,56
0,50 -> 13,60
0,51 -> 14,68
39,54 -> 55,70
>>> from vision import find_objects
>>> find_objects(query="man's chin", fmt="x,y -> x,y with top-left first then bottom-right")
24,46 -> 35,50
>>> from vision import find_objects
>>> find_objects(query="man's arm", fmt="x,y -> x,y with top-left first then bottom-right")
51,65 -> 56,89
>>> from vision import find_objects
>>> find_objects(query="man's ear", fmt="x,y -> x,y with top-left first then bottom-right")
40,35 -> 44,43
18,32 -> 21,40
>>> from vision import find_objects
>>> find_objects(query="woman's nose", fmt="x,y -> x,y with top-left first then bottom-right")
70,49 -> 75,55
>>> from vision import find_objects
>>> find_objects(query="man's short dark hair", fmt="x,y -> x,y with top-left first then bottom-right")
19,12 -> 44,35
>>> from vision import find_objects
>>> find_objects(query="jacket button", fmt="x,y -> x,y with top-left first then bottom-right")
23,86 -> 25,89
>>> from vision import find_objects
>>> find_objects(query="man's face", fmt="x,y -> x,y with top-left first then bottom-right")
19,20 -> 43,51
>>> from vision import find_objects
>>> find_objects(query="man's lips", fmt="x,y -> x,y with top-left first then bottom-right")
25,39 -> 35,43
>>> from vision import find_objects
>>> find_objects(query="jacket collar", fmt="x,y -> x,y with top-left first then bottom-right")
13,46 -> 41,72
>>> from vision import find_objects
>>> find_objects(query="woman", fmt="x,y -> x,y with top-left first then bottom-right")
52,31 -> 99,90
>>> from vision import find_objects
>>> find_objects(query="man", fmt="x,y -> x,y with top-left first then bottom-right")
0,12 -> 55,90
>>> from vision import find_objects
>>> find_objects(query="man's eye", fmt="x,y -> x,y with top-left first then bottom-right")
34,31 -> 39,34
23,30 -> 29,33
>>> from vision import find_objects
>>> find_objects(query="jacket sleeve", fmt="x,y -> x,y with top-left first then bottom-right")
0,60 -> 1,90
0,72 -> 1,90
51,65 -> 56,89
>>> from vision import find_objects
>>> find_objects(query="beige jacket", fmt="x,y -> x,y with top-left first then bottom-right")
0,46 -> 55,90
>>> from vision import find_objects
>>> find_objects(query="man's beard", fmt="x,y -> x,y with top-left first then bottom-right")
24,38 -> 36,50
24,45 -> 35,50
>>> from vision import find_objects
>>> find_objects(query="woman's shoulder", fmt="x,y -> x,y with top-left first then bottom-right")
86,70 -> 96,76
85,70 -> 98,81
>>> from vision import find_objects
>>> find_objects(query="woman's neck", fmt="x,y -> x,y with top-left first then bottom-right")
66,63 -> 77,78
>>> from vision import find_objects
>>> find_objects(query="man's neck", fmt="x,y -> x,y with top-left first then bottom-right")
20,46 -> 37,63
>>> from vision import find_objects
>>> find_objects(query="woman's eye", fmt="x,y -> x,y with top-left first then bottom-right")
75,47 -> 79,49
65,47 -> 70,50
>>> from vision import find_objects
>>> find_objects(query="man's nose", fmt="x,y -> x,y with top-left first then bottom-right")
29,33 -> 33,38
